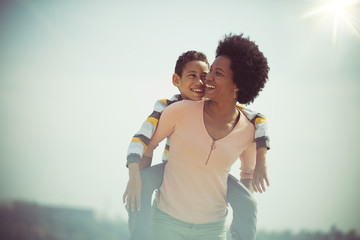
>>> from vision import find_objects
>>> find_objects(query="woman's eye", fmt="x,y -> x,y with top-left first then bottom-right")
216,72 -> 222,76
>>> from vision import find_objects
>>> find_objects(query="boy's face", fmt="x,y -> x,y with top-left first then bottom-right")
172,60 -> 209,101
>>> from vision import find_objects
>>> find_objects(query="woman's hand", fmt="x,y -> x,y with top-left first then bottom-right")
252,147 -> 270,193
123,163 -> 142,211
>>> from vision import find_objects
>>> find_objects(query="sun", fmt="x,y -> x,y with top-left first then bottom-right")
302,0 -> 360,43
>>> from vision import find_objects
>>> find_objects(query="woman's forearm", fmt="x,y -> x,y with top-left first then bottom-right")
139,155 -> 152,171
240,179 -> 254,193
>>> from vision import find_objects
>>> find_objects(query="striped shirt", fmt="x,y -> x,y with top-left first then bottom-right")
126,94 -> 269,166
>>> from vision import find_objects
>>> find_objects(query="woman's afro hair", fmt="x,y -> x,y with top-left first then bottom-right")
216,33 -> 269,104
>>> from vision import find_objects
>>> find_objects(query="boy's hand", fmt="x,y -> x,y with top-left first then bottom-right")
123,163 -> 142,211
252,162 -> 269,193
252,147 -> 270,193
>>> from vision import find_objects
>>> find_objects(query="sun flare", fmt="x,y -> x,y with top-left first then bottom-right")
303,0 -> 360,43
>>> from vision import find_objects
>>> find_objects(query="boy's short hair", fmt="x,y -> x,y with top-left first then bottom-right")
216,33 -> 269,104
175,51 -> 209,77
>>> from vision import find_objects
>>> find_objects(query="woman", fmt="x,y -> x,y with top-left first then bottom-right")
127,34 -> 269,240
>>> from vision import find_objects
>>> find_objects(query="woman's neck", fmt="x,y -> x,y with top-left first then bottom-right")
204,99 -> 238,123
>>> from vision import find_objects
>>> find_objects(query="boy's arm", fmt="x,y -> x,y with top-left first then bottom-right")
124,162 -> 142,212
126,94 -> 181,167
123,97 -> 170,212
236,105 -> 270,150
237,105 -> 270,193
124,100 -> 181,211
123,151 -> 153,212
124,95 -> 181,211
126,107 -> 164,167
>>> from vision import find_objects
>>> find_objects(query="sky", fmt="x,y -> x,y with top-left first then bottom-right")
1,0 -> 360,234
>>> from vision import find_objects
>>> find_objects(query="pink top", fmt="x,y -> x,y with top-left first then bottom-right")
145,100 -> 256,224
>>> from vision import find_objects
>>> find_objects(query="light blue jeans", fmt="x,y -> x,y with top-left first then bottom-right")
128,163 -> 257,240
152,201 -> 227,240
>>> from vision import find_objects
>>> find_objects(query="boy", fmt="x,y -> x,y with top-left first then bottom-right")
124,51 -> 270,240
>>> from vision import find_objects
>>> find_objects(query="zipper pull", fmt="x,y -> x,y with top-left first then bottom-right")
205,141 -> 216,165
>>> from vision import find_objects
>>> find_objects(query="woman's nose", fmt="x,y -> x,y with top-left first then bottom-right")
205,72 -> 213,81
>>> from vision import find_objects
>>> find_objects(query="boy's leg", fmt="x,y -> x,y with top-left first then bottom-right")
128,162 -> 166,240
227,174 -> 257,240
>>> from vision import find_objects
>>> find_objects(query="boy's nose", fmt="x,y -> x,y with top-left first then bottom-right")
199,74 -> 207,84
193,78 -> 203,86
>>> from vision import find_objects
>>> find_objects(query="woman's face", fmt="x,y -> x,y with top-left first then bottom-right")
204,55 -> 237,101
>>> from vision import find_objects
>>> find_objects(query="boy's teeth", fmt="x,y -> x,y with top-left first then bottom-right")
193,89 -> 203,92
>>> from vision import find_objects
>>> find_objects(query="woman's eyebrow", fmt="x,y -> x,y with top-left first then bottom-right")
210,65 -> 225,72
215,67 -> 225,73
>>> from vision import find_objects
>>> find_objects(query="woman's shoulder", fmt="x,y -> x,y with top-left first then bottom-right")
238,110 -> 256,133
167,99 -> 204,111
161,99 -> 203,123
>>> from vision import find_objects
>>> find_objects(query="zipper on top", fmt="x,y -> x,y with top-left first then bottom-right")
205,140 -> 216,165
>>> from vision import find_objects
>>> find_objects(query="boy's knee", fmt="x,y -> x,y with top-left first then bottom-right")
140,163 -> 165,194
227,176 -> 255,206
140,172 -> 159,194
227,180 -> 257,215
231,194 -> 257,215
